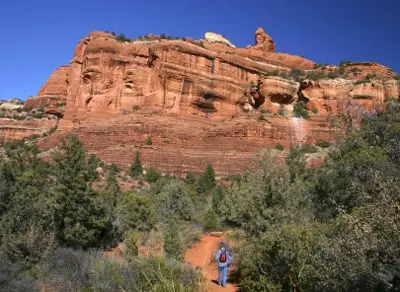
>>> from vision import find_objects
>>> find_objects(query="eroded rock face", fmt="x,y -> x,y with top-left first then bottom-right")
13,28 -> 399,175
0,119 -> 57,144
247,27 -> 275,52
25,65 -> 69,116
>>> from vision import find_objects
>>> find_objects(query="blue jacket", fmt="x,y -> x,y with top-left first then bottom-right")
216,247 -> 232,268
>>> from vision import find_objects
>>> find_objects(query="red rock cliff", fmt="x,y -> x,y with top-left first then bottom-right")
17,28 -> 399,175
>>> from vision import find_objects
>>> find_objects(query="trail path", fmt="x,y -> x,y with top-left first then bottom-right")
185,234 -> 238,292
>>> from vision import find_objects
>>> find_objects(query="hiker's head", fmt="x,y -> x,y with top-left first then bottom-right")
219,241 -> 226,249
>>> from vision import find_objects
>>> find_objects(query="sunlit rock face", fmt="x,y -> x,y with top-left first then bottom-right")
15,28 -> 398,175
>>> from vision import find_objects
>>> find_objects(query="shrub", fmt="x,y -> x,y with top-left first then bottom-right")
257,114 -> 266,121
354,73 -> 378,85
146,136 -> 152,145
56,102 -> 66,107
145,167 -> 160,182
163,219 -> 183,260
197,164 -> 216,194
130,151 -> 143,178
3,139 -> 25,151
293,101 -> 310,119
116,192 -> 156,234
203,208 -> 218,231
275,143 -> 284,151
132,105 -> 141,111
316,139 -> 331,148
339,60 -> 352,66
27,134 -> 40,141
306,70 -> 325,80
185,171 -> 195,184
289,68 -> 305,82
156,179 -> 195,222
116,33 -> 130,42
313,63 -> 324,69
311,107 -> 319,114
122,230 -> 139,259
260,109 -> 270,114
48,125 -> 57,134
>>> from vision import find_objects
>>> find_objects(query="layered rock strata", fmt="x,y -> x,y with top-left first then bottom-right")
6,28 -> 397,174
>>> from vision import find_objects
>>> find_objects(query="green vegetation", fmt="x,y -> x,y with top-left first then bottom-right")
116,33 -> 131,42
132,105 -> 141,111
197,164 -> 216,194
146,135 -> 152,145
354,73 -> 378,85
164,219 -> 183,260
217,100 -> 400,291
275,143 -> 284,151
0,134 -> 204,291
315,139 -> 331,148
145,167 -> 160,182
130,150 -> 143,178
185,171 -> 195,184
311,107 -> 318,114
288,68 -> 306,82
293,101 -> 310,119
1,99 -> 399,292
257,113 -> 267,121
48,125 -> 57,134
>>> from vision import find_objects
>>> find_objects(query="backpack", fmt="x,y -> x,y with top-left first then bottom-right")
219,250 -> 227,263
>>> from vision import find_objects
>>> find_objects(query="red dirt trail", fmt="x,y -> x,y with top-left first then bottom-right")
185,234 -> 238,292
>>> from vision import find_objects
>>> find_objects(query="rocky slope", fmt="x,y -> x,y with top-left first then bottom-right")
3,28 -> 399,175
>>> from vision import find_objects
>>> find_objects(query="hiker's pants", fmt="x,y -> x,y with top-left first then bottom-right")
218,265 -> 228,287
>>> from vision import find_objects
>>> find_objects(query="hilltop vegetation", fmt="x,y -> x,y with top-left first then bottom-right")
0,100 -> 399,291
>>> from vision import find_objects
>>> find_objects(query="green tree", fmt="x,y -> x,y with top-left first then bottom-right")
0,155 -> 57,267
116,33 -> 130,42
203,208 -> 218,231
145,167 -> 160,183
130,151 -> 143,179
185,171 -> 195,184
115,192 -> 156,234
53,134 -> 112,249
163,219 -> 183,260
156,180 -> 195,222
87,153 -> 100,182
293,101 -> 310,119
197,164 -> 216,194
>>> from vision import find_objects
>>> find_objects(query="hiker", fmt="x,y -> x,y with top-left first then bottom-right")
215,241 -> 232,288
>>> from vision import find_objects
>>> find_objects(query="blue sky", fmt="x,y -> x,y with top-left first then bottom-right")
1,0 -> 399,100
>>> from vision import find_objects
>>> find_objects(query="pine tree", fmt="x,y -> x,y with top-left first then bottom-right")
197,164 -> 216,194
130,151 -> 143,178
104,167 -> 120,195
163,219 -> 182,260
185,171 -> 195,184
203,207 -> 218,231
145,167 -> 160,182
53,134 -> 112,249
87,153 -> 100,182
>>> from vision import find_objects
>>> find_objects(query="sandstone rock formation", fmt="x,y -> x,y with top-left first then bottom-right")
205,32 -> 236,48
24,65 -> 69,117
3,27 -> 397,175
246,27 -> 275,52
